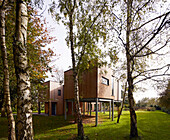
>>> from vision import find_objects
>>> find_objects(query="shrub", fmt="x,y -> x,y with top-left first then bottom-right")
147,107 -> 156,111
154,105 -> 161,110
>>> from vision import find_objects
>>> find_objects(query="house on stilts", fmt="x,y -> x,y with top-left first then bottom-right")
38,66 -> 122,126
64,66 -> 122,126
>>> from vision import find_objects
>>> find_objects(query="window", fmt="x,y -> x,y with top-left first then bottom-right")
112,76 -> 114,96
58,89 -> 61,96
102,77 -> 109,85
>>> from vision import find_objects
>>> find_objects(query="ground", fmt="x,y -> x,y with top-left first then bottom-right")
0,111 -> 170,140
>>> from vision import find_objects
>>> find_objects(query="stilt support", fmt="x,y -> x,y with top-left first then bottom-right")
90,102 -> 91,116
104,103 -> 105,114
65,100 -> 67,120
72,101 -> 74,116
112,99 -> 114,121
109,101 -> 111,119
95,98 -> 98,127
83,102 -> 85,117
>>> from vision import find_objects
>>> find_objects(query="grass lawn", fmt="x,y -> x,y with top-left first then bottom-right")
0,111 -> 169,140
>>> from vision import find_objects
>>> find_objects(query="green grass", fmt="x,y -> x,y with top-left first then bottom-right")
0,111 -> 169,140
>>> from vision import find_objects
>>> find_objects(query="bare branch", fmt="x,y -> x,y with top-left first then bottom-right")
35,5 -> 47,17
131,0 -> 151,29
134,39 -> 169,57
133,64 -> 170,79
134,73 -> 170,85
132,11 -> 170,59
131,12 -> 170,32
111,26 -> 126,46
71,0 -> 76,13
65,1 -> 69,13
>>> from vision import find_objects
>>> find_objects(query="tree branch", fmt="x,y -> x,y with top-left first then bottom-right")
134,39 -> 169,57
133,64 -> 170,79
132,11 -> 170,59
134,73 -> 170,85
131,0 -> 151,29
131,12 -> 170,32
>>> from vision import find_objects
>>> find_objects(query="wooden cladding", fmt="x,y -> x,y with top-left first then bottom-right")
64,67 -> 115,100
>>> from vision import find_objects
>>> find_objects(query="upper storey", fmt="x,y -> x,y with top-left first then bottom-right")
39,81 -> 64,102
64,66 -> 122,101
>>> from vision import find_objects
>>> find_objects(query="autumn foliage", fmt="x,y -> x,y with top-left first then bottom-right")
0,4 -> 56,109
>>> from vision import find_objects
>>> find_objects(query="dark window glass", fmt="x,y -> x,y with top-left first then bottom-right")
58,89 -> 61,96
102,77 -> 109,85
112,76 -> 114,96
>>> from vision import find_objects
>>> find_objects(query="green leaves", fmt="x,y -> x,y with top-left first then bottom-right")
49,0 -> 110,73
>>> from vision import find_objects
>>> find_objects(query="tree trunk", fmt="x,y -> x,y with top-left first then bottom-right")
73,74 -> 85,139
0,1 -> 6,119
13,1 -> 34,139
0,4 -> 16,140
69,4 -> 85,138
117,82 -> 127,123
126,0 -> 138,137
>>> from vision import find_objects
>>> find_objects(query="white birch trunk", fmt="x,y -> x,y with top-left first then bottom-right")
126,0 -> 138,137
13,1 -> 34,139
0,3 -> 16,140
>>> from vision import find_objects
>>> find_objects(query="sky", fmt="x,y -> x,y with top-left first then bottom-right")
40,1 -> 168,102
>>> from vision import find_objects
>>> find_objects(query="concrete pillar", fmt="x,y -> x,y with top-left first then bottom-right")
95,98 -> 98,127
72,100 -> 74,116
65,100 -> 67,120
101,102 -> 103,113
103,103 -> 105,114
83,102 -> 85,117
90,102 -> 91,116
112,100 -> 114,121
87,103 -> 89,115
109,101 -> 111,119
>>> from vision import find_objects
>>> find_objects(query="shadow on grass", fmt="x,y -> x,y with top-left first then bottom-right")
0,117 -> 9,139
34,112 -> 119,139
1,111 -> 169,140
33,114 -> 74,134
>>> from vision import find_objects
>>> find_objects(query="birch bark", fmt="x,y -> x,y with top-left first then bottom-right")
69,6 -> 85,138
126,0 -> 138,137
13,0 -> 34,139
0,1 -> 16,139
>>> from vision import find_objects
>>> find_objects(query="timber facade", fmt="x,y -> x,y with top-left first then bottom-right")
39,81 -> 64,116
64,66 -> 122,126
39,66 -> 122,126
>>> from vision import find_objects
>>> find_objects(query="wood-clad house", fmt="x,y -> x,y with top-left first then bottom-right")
39,81 -> 64,116
64,66 -> 122,126
38,66 -> 122,127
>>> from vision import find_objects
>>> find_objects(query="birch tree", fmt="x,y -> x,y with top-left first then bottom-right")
49,0 -> 109,138
0,0 -> 16,139
109,0 -> 170,137
0,0 -> 6,118
13,0 -> 34,139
